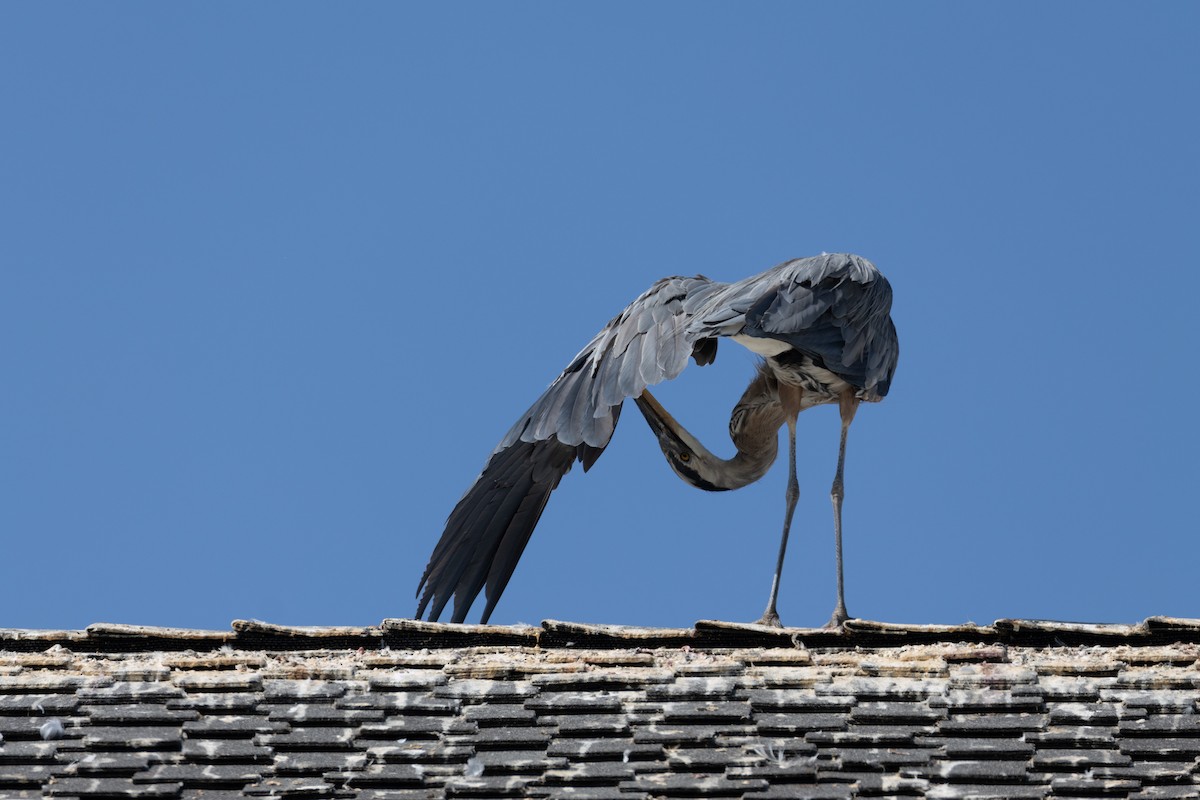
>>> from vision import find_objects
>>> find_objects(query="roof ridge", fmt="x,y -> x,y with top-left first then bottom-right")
0,617 -> 1197,653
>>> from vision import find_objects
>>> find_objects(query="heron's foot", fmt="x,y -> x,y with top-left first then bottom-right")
756,610 -> 783,628
824,604 -> 850,630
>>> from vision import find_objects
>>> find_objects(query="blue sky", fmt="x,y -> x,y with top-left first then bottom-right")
3,4 -> 1198,630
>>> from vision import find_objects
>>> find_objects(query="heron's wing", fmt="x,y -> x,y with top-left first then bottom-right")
415,275 -> 726,623
415,437 -> 581,625
703,253 -> 900,397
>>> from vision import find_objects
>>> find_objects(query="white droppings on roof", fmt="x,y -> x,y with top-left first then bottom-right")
61,753 -> 96,774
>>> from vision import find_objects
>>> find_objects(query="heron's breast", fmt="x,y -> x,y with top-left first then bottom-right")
766,353 -> 851,406
730,333 -> 792,357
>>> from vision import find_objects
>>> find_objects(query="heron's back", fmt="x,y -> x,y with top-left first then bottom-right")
698,253 -> 899,400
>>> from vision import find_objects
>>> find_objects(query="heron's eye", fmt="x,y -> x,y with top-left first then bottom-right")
678,452 -> 691,462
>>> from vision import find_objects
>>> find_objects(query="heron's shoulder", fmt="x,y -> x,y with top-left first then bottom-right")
773,253 -> 886,286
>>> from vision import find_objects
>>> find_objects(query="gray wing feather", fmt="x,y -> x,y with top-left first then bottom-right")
500,275 -> 723,449
416,274 -> 724,623
415,438 -> 576,624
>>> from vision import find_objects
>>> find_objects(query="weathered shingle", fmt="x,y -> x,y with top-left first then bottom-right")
182,714 -> 287,735
134,762 -> 262,785
0,694 -> 80,714
180,738 -> 271,760
46,775 -> 182,796
538,713 -> 628,734
753,712 -> 848,733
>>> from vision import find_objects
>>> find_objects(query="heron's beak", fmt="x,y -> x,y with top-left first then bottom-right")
634,390 -> 688,450
635,388 -> 731,493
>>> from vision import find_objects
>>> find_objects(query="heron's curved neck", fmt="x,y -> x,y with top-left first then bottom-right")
716,368 -> 785,487
638,366 -> 785,491
707,431 -> 778,490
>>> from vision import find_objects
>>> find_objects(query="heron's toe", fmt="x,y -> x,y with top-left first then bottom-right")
824,608 -> 850,630
756,611 -> 784,628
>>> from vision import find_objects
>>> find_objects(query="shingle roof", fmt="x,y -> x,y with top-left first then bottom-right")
2,617 -> 1199,799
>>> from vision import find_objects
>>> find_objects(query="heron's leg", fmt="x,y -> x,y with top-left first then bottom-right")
758,385 -> 802,627
826,390 -> 860,628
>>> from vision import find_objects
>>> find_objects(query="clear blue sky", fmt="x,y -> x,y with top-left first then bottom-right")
3,4 -> 1197,630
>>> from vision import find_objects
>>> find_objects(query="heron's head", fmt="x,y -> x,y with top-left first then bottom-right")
634,391 -> 732,492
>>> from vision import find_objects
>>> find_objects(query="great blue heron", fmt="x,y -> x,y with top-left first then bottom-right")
416,253 -> 898,627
